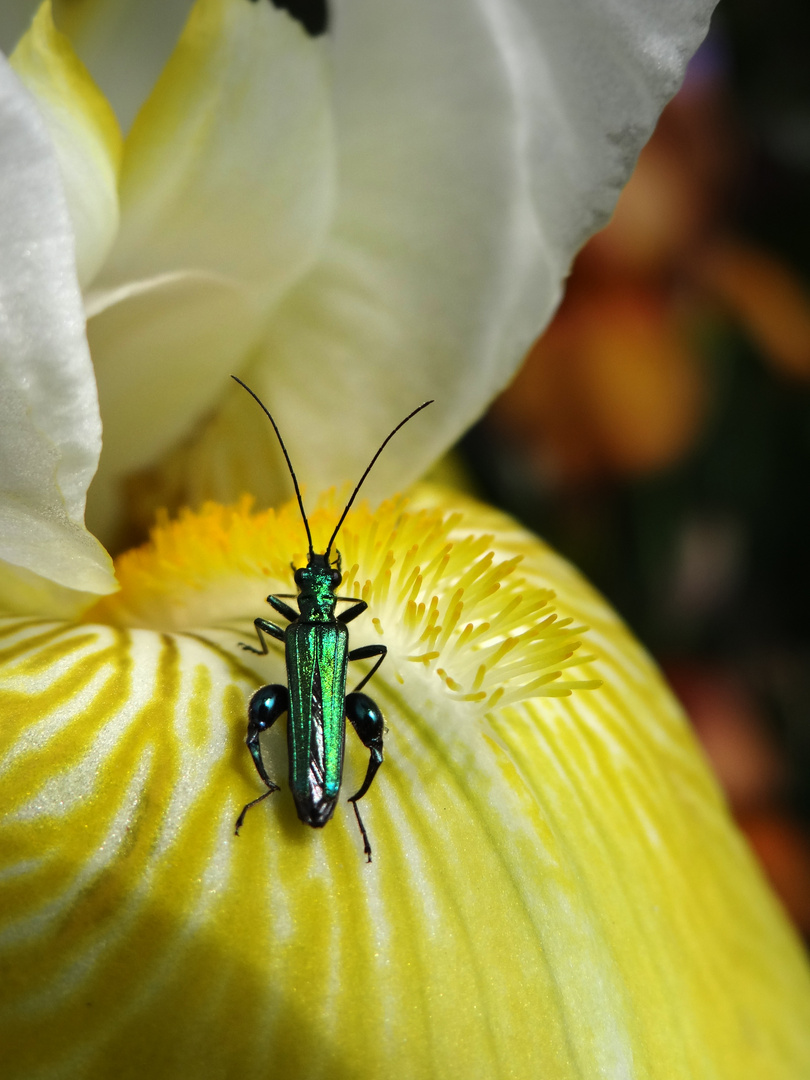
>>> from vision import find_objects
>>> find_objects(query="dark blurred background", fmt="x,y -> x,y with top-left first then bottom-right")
461,0 -> 810,939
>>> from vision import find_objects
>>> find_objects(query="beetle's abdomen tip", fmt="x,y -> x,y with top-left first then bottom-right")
294,794 -> 338,829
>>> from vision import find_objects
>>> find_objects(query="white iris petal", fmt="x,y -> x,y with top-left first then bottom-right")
52,0 -> 196,133
0,0 -> 715,603
231,0 -> 716,504
0,52 -> 115,610
10,6 -> 122,288
83,0 -> 335,538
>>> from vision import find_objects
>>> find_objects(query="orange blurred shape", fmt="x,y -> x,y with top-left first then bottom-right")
740,812 -> 810,935
666,663 -> 809,934
581,132 -> 709,280
579,68 -> 736,282
665,663 -> 785,810
699,240 -> 810,380
494,288 -> 705,483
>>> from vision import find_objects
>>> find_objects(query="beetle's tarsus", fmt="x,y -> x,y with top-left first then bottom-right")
350,798 -> 373,862
234,787 -> 277,834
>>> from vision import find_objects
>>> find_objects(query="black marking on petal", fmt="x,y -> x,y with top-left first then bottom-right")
249,0 -> 329,37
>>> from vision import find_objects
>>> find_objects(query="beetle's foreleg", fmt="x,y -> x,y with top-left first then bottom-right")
238,617 -> 285,656
347,643 -> 387,693
234,684 -> 289,834
346,692 -> 385,862
337,598 -> 367,625
267,594 -> 298,622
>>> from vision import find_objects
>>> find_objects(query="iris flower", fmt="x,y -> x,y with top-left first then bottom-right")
1,1 -> 809,1077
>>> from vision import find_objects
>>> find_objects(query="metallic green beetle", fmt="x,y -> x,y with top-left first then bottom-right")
231,377 -> 432,861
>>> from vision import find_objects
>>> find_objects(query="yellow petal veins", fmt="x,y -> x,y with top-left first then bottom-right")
0,489 -> 808,1079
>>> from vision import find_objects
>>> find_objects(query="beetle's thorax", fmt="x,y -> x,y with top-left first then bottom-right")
294,555 -> 341,622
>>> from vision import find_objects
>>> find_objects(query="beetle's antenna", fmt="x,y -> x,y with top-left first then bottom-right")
324,400 -> 433,560
231,376 -> 314,558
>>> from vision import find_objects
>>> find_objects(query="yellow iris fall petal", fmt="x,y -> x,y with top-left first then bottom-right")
1,489 -> 808,1079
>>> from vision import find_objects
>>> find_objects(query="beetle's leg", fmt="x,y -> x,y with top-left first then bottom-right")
345,692 -> 385,862
337,598 -> 367,624
346,694 -> 384,802
235,684 -> 289,834
347,643 -> 387,692
351,803 -> 372,863
267,594 -> 298,622
238,617 -> 285,655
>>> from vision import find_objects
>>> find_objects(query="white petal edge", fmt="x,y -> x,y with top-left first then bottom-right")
0,54 -> 116,603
